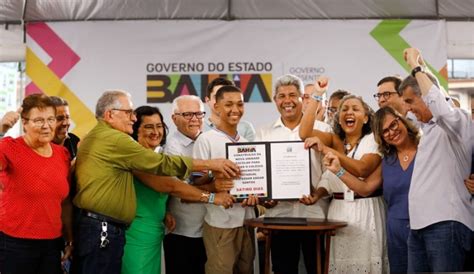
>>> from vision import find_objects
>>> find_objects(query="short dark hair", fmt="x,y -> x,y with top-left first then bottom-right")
49,96 -> 69,107
21,94 -> 56,118
206,77 -> 234,98
329,89 -> 351,102
377,76 -> 402,95
215,85 -> 242,102
131,106 -> 168,146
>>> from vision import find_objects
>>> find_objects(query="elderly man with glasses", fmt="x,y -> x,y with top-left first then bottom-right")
163,95 -> 209,274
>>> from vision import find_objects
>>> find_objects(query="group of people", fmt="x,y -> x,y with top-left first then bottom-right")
0,47 -> 473,274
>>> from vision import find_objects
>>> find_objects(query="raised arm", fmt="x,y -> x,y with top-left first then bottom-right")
299,77 -> 335,147
0,108 -> 21,136
324,152 -> 382,196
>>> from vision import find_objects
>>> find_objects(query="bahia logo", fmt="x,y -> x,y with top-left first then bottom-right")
146,74 -> 272,103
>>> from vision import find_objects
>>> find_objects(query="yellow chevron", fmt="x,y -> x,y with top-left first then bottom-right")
26,47 -> 96,138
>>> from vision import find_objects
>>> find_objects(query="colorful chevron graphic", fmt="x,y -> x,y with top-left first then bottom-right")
26,22 -> 96,138
370,20 -> 448,92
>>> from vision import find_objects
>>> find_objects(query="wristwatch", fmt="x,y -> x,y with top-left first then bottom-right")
411,66 -> 424,77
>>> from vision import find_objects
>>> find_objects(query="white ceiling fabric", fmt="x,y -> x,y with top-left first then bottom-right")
1,0 -> 473,61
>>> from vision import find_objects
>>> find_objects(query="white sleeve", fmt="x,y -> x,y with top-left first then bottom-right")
318,170 -> 346,195
423,85 -> 471,137
192,135 -> 211,160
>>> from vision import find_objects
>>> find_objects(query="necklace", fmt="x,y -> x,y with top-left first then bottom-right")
402,155 -> 409,162
344,139 -> 360,158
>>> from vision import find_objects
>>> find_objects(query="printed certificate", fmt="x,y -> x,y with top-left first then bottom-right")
226,141 -> 311,200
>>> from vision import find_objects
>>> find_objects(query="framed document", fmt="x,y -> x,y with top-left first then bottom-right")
226,141 -> 311,200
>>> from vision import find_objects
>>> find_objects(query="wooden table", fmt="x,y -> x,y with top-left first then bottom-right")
245,218 -> 347,274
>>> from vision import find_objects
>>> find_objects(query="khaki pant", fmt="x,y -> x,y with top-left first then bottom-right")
203,222 -> 255,274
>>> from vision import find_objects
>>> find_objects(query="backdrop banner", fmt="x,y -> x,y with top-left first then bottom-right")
25,20 -> 447,137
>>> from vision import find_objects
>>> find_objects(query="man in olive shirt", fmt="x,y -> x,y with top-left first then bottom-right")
73,90 -> 239,273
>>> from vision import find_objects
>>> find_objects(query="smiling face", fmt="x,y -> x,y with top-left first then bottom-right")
106,96 -> 137,134
381,114 -> 409,147
338,98 -> 368,137
215,92 -> 244,128
274,85 -> 303,123
172,98 -> 204,140
137,114 -> 164,150
54,105 -> 71,143
23,107 -> 56,145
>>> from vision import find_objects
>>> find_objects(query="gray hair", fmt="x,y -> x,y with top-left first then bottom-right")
399,71 -> 440,97
274,74 -> 304,97
49,96 -> 69,107
95,90 -> 131,119
171,95 -> 204,113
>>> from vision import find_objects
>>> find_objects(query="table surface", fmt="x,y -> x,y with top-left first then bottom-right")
245,218 -> 347,231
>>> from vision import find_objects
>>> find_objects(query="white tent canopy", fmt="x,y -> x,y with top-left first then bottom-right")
1,0 -> 474,61
2,0 -> 474,22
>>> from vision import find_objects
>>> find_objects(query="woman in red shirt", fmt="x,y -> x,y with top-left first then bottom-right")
0,94 -> 73,274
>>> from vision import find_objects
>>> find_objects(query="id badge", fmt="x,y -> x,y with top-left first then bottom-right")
344,189 -> 355,202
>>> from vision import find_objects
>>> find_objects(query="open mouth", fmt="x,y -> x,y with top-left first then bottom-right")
345,117 -> 355,127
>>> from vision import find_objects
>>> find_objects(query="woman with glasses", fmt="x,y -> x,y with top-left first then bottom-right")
121,106 -> 172,274
323,106 -> 420,273
0,94 -> 73,274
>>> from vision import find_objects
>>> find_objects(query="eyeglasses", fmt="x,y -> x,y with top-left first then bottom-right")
174,111 -> 206,120
373,91 -> 398,101
143,124 -> 164,132
23,117 -> 57,127
382,117 -> 400,138
112,108 -> 135,119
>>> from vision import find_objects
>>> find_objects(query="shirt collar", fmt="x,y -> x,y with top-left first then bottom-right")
272,117 -> 300,132
175,130 -> 198,147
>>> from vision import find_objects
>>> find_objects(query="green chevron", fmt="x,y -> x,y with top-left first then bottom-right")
370,19 -> 448,91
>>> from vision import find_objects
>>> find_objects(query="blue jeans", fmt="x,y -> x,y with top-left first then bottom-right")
71,215 -> 126,274
0,231 -> 62,274
407,221 -> 472,272
386,218 -> 410,273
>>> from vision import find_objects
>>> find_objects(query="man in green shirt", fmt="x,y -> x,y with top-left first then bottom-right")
73,90 -> 238,274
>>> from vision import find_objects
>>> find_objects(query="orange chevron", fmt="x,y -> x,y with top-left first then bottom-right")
26,47 -> 96,138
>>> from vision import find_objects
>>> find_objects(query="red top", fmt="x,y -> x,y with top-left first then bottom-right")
0,137 -> 70,239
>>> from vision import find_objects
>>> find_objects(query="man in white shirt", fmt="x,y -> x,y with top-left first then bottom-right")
400,48 -> 473,272
194,85 -> 257,274
163,95 -> 208,274
255,74 -> 329,274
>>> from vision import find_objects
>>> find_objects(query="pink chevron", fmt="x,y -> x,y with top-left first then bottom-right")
26,22 -> 80,95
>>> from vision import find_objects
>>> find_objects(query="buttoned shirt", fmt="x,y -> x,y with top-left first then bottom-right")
164,130 -> 207,238
409,85 -> 474,230
74,121 -> 193,223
